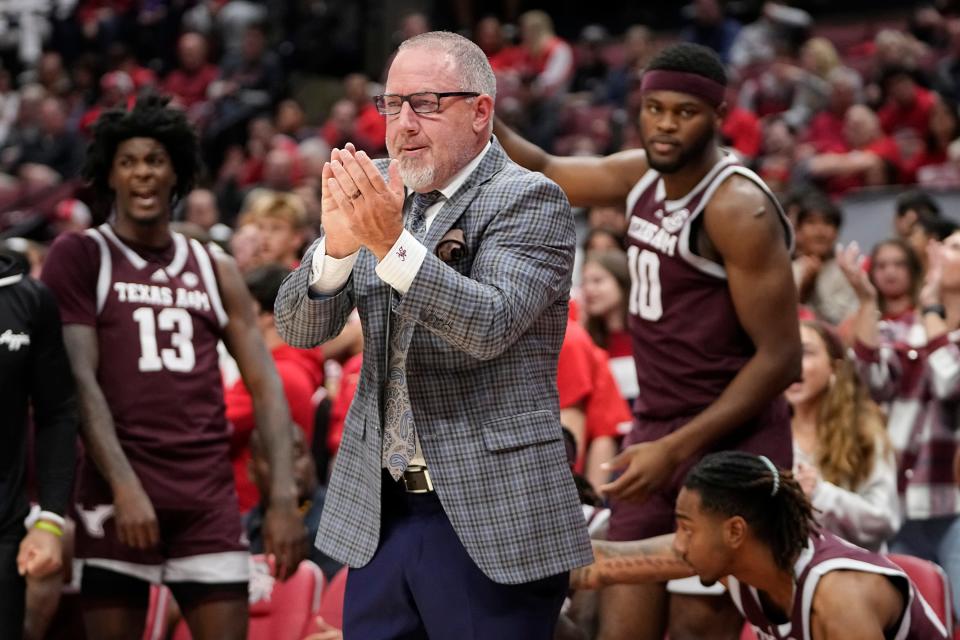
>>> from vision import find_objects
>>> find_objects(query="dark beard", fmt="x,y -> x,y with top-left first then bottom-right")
645,128 -> 715,174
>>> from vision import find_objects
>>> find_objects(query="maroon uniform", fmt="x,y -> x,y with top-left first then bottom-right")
728,531 -> 950,640
42,224 -> 247,582
609,153 -> 794,541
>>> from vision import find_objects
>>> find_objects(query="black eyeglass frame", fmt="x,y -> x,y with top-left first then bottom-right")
373,91 -> 481,115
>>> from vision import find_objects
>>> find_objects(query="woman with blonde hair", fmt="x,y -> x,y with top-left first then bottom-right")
787,320 -> 900,551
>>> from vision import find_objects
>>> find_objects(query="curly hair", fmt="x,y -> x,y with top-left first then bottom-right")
83,93 -> 200,217
645,42 -> 727,88
802,321 -> 891,490
684,451 -> 817,572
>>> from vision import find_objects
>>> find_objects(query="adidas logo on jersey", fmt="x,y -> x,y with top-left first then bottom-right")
151,269 -> 169,283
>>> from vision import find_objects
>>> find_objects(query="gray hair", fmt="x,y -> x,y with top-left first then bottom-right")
398,31 -> 497,101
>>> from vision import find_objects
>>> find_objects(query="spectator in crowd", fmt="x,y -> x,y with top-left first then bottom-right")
870,238 -> 922,322
105,42 -> 157,92
558,318 -> 631,490
0,246 -> 76,639
836,238 -> 922,344
908,216 -> 959,273
580,250 -> 636,404
935,18 -> 960,103
787,320 -> 900,551
32,51 -> 72,99
583,227 -> 624,253
207,21 -> 285,150
12,97 -> 84,181
227,264 -> 323,513
229,220 -> 266,275
729,2 -> 812,73
720,87 -> 763,163
275,99 -> 315,143
342,73 -> 387,156
605,24 -> 654,111
161,32 -> 218,116
803,66 -> 863,154
894,189 -> 941,242
182,0 -> 268,59
244,422 -> 341,581
738,39 -> 835,129
474,16 -> 523,73
680,0 -> 742,64
78,70 -> 136,135
320,99 -> 379,156
839,235 -> 960,616
805,104 -> 900,195
755,116 -> 798,194
572,451 -> 950,640
878,65 -> 937,140
40,95 -> 304,639
183,188 -> 221,232
514,10 -> 574,149
908,94 -> 960,184
793,195 -> 858,325
325,351 -> 362,465
570,25 -> 612,99
275,31 -> 591,636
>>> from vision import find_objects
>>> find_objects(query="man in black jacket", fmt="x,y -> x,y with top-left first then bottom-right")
0,247 -> 77,639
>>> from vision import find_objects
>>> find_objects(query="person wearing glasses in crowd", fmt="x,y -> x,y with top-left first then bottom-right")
274,31 -> 591,639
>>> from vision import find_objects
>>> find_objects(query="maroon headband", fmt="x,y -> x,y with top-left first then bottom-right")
640,70 -> 725,108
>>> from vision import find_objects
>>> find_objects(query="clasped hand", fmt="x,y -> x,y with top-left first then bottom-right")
322,143 -> 405,260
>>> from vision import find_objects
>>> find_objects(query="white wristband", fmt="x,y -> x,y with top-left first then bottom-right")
24,505 -> 66,529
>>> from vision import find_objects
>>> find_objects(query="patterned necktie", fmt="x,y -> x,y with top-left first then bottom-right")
381,190 -> 444,480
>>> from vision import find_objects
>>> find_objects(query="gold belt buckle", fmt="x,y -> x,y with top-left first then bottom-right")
402,465 -> 434,493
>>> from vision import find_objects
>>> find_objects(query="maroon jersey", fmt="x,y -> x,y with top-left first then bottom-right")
42,224 -> 233,508
624,152 -> 793,419
728,531 -> 949,640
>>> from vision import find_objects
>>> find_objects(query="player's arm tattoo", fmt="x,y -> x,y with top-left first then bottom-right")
570,534 -> 695,590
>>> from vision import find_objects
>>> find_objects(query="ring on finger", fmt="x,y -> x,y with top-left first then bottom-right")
350,190 -> 362,200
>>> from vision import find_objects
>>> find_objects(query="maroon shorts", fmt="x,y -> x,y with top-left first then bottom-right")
73,500 -> 249,584
606,399 -> 792,541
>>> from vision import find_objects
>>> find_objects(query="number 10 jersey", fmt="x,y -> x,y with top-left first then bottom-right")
624,152 -> 793,420
42,224 -> 233,509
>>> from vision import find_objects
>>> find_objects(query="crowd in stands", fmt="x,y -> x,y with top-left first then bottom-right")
9,0 -> 960,637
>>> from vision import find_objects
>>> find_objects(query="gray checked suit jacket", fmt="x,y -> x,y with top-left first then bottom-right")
274,138 -> 592,584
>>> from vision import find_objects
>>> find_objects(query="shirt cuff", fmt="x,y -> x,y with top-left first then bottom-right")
310,237 -> 359,295
375,229 -> 427,295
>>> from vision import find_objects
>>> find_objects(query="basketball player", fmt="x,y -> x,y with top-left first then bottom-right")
571,451 -> 950,640
494,43 -> 801,639
41,95 -> 304,640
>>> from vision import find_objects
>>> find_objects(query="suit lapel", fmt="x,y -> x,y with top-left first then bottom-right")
423,137 -> 508,251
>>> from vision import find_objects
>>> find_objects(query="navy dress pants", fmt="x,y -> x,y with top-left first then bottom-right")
342,471 -> 569,639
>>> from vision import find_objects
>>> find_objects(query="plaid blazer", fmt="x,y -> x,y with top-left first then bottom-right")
274,139 -> 592,584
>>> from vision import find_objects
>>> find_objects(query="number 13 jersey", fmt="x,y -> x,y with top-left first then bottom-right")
624,152 -> 793,420
42,224 -> 233,508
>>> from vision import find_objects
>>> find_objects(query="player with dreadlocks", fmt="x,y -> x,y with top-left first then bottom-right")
571,451 -> 949,639
41,94 -> 305,639
495,42 -> 800,639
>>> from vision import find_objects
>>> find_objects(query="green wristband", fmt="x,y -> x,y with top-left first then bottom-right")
33,521 -> 63,537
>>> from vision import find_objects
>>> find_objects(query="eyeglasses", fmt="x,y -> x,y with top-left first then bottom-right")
373,92 -> 480,115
